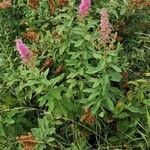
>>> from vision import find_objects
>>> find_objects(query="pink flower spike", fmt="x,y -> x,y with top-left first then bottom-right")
79,0 -> 91,17
100,8 -> 111,43
16,39 -> 30,60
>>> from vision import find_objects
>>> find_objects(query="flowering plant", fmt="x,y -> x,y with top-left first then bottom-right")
0,0 -> 150,149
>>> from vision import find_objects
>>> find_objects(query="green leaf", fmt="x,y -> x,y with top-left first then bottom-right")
111,72 -> 122,82
83,88 -> 95,93
41,79 -> 51,85
86,68 -> 99,74
55,103 -> 67,117
47,97 -> 54,113
93,80 -> 100,88
143,99 -> 150,106
47,137 -> 55,142
38,95 -> 48,107
88,91 -> 100,100
144,73 -> 150,77
126,106 -> 144,114
66,59 -> 78,66
38,118 -> 45,134
101,74 -> 109,96
128,81 -> 138,86
48,127 -> 56,135
84,34 -> 91,41
78,68 -> 84,76
63,98 -> 74,111
43,116 -> 49,130
99,111 -> 105,118
78,80 -> 84,90
20,80 -> 39,90
59,44 -> 66,55
111,65 -> 122,72
67,71 -> 78,78
66,89 -> 73,98
106,99 -> 114,111
35,144 -> 46,150
98,59 -> 105,71
32,128 -> 43,140
137,91 -> 144,101
116,112 -> 129,118
49,74 -> 65,86
136,79 -> 147,83
67,79 -> 77,89
123,0 -> 128,5
34,85 -> 44,94
0,120 -> 6,137
147,109 -> 150,130
50,85 -> 64,99
114,101 -> 125,115
112,10 -> 119,18
93,52 -> 102,59
74,40 -> 84,47
70,52 -> 81,59
91,99 -> 102,114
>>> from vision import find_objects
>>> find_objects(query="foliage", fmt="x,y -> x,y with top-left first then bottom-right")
0,0 -> 150,149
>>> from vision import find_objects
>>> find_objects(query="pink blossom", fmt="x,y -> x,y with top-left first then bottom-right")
100,8 -> 111,43
79,0 -> 91,17
16,39 -> 30,60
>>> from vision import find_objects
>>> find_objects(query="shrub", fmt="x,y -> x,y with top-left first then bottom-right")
0,0 -> 150,149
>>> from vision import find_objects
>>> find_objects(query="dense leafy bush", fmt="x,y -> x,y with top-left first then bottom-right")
0,0 -> 150,149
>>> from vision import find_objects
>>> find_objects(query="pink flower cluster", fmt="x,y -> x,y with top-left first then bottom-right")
79,0 -> 91,17
16,39 -> 30,60
100,8 -> 111,43
16,39 -> 36,68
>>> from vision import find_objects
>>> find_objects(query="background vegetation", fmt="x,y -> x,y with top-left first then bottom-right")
0,0 -> 150,149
